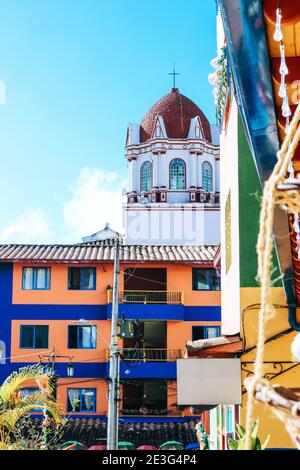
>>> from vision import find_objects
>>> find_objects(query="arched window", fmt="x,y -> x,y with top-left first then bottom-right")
195,126 -> 201,138
140,161 -> 153,192
155,125 -> 162,138
170,159 -> 186,190
202,162 -> 213,192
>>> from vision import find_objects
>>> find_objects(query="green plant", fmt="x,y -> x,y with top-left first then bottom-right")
215,46 -> 228,126
8,415 -> 64,450
228,419 -> 270,450
0,365 -> 65,450
195,421 -> 210,450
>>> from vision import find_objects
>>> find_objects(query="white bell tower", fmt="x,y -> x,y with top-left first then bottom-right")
123,88 -> 220,246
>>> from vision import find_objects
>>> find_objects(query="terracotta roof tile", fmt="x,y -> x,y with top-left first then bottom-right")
0,241 -> 218,264
140,88 -> 211,143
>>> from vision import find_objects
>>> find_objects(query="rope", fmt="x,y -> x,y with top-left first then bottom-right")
244,102 -> 300,450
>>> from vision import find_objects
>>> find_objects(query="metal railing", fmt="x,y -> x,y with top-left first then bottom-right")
107,290 -> 184,304
105,348 -> 183,362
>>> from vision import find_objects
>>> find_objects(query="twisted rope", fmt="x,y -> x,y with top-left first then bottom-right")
244,102 -> 300,450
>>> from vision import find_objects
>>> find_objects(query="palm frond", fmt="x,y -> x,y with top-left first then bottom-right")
0,365 -> 53,404
0,392 -> 65,430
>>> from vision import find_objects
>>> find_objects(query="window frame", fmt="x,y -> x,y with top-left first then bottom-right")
169,158 -> 186,190
202,161 -> 213,193
67,325 -> 97,349
67,267 -> 96,291
192,268 -> 221,291
140,161 -> 153,193
19,387 -> 41,412
20,325 -> 49,349
192,325 -> 221,341
67,387 -> 96,413
22,267 -> 51,290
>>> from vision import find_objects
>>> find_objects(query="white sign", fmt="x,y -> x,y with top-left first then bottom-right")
177,358 -> 242,405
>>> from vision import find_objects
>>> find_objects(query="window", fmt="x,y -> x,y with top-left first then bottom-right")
170,159 -> 186,190
22,267 -> 50,290
19,387 -> 40,412
19,387 -> 39,398
68,325 -> 96,349
68,267 -> 96,290
195,126 -> 201,138
20,325 -> 49,349
192,268 -> 220,291
155,126 -> 162,138
67,388 -> 96,412
140,161 -> 153,193
192,326 -> 221,341
202,161 -> 213,192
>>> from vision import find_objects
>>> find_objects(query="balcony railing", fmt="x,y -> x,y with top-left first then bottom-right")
107,290 -> 184,304
105,348 -> 183,362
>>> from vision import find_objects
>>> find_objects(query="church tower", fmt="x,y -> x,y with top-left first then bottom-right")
123,87 -> 220,245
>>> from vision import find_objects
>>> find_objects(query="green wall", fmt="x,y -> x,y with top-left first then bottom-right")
237,118 -> 280,287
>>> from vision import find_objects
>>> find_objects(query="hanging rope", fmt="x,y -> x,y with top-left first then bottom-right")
244,102 -> 300,450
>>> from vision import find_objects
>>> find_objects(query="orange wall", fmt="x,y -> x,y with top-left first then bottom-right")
11,320 -> 110,362
166,264 -> 221,306
167,321 -> 221,350
12,263 -> 115,305
19,378 -> 107,415
12,262 -> 220,306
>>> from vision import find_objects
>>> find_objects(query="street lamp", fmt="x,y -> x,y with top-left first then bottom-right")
38,348 -> 74,378
67,362 -> 74,377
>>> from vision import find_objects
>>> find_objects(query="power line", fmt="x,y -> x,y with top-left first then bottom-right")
1,349 -> 53,362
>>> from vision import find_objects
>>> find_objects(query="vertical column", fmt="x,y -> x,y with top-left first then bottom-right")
156,154 -> 161,187
131,157 -> 137,192
128,159 -> 132,192
190,154 -> 197,188
197,154 -> 203,188
215,158 -> 220,193
152,154 -> 158,188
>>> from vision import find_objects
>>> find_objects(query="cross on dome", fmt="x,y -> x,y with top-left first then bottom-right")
168,63 -> 180,89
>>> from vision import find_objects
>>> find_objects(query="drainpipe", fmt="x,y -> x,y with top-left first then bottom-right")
284,279 -> 300,331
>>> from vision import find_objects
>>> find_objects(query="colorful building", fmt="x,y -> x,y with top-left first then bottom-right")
0,88 -> 221,446
216,0 -> 300,448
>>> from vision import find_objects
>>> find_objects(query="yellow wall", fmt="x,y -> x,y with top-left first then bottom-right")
240,286 -> 300,448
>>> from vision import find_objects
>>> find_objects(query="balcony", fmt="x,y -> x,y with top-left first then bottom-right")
105,348 -> 183,362
107,290 -> 184,305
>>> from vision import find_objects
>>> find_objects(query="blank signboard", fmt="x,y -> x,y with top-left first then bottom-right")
177,358 -> 242,405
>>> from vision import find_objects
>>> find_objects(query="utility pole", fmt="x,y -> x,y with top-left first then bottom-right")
107,236 -> 121,450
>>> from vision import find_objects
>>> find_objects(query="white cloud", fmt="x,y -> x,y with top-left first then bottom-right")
0,208 -> 53,244
63,167 -> 126,242
0,167 -> 127,244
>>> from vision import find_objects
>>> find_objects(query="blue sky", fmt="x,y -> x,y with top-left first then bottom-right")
0,0 -> 217,243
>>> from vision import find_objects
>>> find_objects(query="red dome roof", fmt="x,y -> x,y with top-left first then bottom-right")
140,88 -> 211,143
